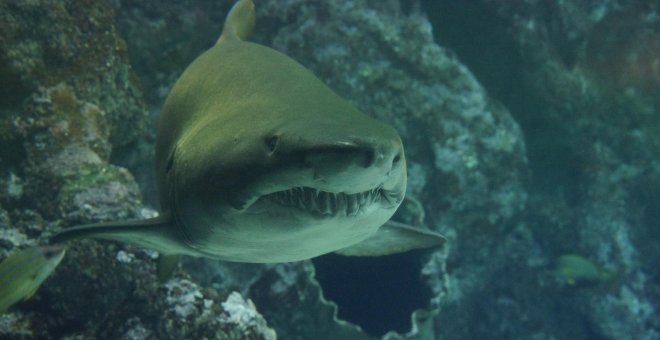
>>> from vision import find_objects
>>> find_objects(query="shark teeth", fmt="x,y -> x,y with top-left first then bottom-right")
265,186 -> 382,216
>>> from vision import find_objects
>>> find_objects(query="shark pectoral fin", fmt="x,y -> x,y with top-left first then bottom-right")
49,214 -> 187,255
157,255 -> 180,282
335,220 -> 446,257
24,285 -> 40,300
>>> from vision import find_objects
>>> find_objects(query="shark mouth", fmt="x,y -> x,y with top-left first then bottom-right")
261,186 -> 397,216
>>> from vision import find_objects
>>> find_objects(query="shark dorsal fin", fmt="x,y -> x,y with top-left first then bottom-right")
217,0 -> 255,44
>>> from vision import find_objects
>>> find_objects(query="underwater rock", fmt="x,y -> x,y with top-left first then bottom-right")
0,0 -> 148,151
114,0 -> 229,111
0,9 -> 150,335
159,279 -> 276,339
0,240 -> 277,339
220,292 -> 277,340
424,0 -> 659,339
0,0 -> 148,225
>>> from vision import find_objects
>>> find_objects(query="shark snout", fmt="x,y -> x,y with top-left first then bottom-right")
302,138 -> 404,193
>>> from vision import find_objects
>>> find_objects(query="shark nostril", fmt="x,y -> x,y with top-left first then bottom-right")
363,149 -> 376,168
392,151 -> 402,166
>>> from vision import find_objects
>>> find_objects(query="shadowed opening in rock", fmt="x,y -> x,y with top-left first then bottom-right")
312,251 -> 431,337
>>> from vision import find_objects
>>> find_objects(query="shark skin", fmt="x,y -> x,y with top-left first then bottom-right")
50,0 -> 445,263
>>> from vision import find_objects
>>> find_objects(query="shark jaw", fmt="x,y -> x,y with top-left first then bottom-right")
252,185 -> 402,218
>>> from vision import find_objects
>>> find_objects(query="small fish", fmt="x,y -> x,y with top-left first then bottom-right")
554,254 -> 614,286
0,245 -> 66,313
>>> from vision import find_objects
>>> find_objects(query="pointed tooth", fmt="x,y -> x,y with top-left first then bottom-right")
297,189 -> 304,208
329,194 -> 337,214
305,188 -> 314,209
382,191 -> 392,204
301,188 -> 308,209
290,190 -> 297,206
322,192 -> 332,214
310,192 -> 319,212
318,192 -> 326,213
358,192 -> 366,205
336,194 -> 346,215
346,195 -> 357,215
313,189 -> 320,212
349,195 -> 356,215
324,193 -> 332,214
287,189 -> 295,205
289,191 -> 297,206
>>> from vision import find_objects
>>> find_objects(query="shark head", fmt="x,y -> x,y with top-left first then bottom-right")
245,130 -> 406,217
161,40 -> 407,262
231,102 -> 406,228
227,98 -> 407,217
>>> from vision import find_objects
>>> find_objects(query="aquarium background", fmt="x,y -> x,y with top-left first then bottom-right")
0,0 -> 658,339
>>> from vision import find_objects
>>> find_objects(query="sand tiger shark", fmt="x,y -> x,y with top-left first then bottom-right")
0,1 -> 444,303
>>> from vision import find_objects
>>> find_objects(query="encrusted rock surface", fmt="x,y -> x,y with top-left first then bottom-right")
424,0 -> 659,339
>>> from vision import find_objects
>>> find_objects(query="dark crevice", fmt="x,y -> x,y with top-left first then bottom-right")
0,54 -> 32,109
312,251 -> 431,337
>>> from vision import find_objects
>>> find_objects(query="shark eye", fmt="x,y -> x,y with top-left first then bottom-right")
265,135 -> 279,153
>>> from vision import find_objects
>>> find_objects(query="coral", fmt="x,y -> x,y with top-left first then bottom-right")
163,278 -> 206,319
220,292 -> 276,340
57,165 -> 141,223
122,317 -> 152,340
0,313 -> 33,338
160,278 -> 276,339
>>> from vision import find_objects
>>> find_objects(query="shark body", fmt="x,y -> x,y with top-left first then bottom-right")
50,0 -> 444,263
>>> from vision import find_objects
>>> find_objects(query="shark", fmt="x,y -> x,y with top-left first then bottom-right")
46,0 -> 445,263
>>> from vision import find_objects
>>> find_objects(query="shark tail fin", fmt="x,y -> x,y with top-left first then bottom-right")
217,0 -> 256,44
335,220 -> 446,257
